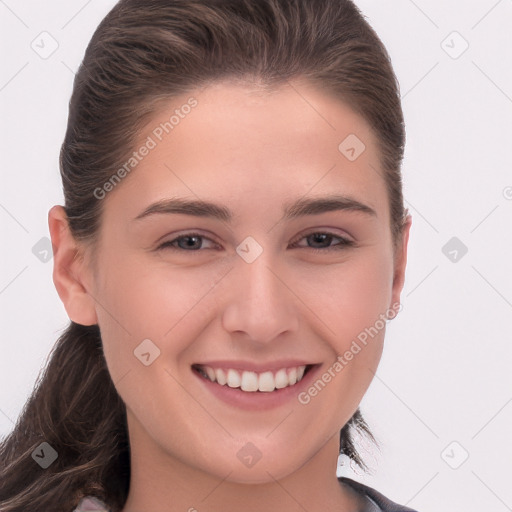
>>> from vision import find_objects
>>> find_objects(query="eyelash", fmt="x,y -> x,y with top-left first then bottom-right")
156,231 -> 355,254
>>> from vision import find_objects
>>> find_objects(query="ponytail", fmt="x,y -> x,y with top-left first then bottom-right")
0,323 -> 130,511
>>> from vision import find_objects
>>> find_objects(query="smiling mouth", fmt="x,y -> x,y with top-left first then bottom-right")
192,364 -> 314,393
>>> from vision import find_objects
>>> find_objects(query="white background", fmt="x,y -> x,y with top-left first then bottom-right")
1,1 -> 511,511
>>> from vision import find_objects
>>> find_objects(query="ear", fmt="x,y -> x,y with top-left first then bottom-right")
48,205 -> 98,326
389,213 -> 412,317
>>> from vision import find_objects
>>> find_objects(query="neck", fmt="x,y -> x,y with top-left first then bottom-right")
121,421 -> 367,512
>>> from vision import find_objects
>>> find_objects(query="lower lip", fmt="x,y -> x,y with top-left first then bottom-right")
192,365 -> 321,411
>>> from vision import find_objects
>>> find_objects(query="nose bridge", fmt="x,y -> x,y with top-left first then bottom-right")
221,249 -> 298,343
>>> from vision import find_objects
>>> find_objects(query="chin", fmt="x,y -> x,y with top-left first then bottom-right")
199,446 -> 305,485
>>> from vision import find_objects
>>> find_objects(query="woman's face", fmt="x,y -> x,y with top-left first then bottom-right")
63,80 -> 410,483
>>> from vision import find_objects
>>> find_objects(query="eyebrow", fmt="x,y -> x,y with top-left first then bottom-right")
133,194 -> 377,222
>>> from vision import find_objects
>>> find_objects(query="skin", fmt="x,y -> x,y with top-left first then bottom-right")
49,79 -> 411,512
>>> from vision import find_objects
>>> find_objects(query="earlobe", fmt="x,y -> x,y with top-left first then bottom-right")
390,213 -> 412,315
48,205 -> 98,326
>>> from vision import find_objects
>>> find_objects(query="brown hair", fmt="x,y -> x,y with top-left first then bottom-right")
0,0 -> 406,510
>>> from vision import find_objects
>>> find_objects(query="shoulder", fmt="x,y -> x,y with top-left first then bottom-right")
75,481 -> 417,512
73,496 -> 110,512
338,477 -> 420,512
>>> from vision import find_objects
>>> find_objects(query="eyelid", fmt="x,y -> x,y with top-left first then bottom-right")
288,231 -> 355,253
156,231 -> 219,251
290,227 -> 354,245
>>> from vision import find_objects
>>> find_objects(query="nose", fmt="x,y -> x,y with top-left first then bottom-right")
221,252 -> 299,345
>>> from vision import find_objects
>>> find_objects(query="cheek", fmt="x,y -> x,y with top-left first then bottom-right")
308,248 -> 393,392
93,253 -> 228,379
94,255 -> 223,442
294,251 -> 393,425
305,246 -> 394,348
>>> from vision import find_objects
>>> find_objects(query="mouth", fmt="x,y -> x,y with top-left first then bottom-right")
192,363 -> 315,393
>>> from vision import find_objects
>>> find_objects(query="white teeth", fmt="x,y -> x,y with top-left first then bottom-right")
197,364 -> 309,392
274,368 -> 288,389
240,371 -> 259,392
205,366 -> 216,382
227,369 -> 241,388
288,367 -> 297,385
258,371 -> 276,392
215,368 -> 227,385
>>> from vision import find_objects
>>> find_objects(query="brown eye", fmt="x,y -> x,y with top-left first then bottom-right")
291,232 -> 355,253
156,231 -> 354,253
157,233 -> 217,251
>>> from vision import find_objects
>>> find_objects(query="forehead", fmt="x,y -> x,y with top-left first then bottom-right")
102,80 -> 388,225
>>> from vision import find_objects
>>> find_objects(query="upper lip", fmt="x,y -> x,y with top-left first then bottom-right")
192,360 -> 317,373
